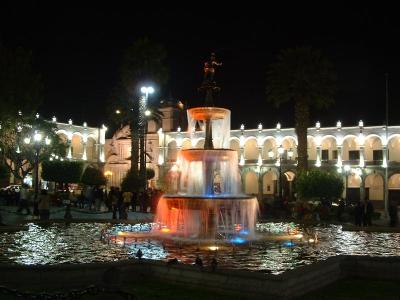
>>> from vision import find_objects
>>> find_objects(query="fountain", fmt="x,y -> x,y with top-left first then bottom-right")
154,53 -> 259,241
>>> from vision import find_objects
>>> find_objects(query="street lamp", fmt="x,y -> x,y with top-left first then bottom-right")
278,145 -> 284,201
104,170 -> 113,192
24,130 -> 51,215
139,86 -> 154,191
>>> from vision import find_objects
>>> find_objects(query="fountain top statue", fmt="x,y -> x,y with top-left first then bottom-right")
199,52 -> 222,106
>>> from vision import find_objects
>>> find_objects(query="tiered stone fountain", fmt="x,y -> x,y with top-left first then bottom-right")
154,106 -> 259,241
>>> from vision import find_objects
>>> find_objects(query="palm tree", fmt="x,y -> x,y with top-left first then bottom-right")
266,47 -> 336,171
109,37 -> 168,176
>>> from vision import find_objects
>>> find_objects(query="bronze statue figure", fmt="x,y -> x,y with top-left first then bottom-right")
199,52 -> 222,106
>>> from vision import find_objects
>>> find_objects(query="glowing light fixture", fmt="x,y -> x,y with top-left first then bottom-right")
145,110 -> 151,117
208,246 -> 219,251
276,122 -> 281,130
141,86 -> 155,94
336,121 -> 342,130
288,148 -> 294,159
24,137 -> 31,144
52,116 -> 57,122
268,149 -> 274,159
240,124 -> 245,131
278,145 -> 284,155
316,121 -> 321,130
34,132 -> 42,142
258,123 -> 263,131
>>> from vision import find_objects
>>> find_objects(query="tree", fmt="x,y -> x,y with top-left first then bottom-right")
0,45 -> 43,121
0,115 -> 67,181
266,47 -> 336,171
42,160 -> 83,185
0,163 -> 9,181
295,169 -> 343,201
81,166 -> 107,186
109,37 -> 168,177
121,170 -> 145,192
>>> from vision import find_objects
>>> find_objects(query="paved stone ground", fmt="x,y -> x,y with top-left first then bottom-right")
0,205 -> 153,225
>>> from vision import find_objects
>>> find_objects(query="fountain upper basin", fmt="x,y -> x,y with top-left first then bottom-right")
180,149 -> 236,162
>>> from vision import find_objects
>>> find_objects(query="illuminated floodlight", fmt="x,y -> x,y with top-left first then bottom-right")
24,137 -> 31,144
145,110 -> 151,117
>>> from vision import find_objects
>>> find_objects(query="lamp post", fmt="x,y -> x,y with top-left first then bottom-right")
278,145 -> 284,201
139,86 -> 154,191
144,109 -> 152,190
24,130 -> 51,215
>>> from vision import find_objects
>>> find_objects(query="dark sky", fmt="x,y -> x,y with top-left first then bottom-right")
1,3 -> 400,132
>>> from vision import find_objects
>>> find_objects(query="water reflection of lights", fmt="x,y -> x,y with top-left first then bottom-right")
208,246 -> 219,251
230,236 -> 247,244
2,222 -> 400,275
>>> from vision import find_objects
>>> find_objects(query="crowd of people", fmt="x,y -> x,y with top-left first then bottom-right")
0,183 -> 163,221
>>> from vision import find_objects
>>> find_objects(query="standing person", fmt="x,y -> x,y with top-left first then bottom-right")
122,190 -> 132,219
337,198 -> 345,221
389,199 -> 398,227
354,201 -> 364,226
364,199 -> 374,226
17,184 -> 31,215
110,188 -> 118,219
38,189 -> 50,220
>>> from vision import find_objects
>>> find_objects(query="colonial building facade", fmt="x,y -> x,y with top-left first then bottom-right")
105,104 -> 400,211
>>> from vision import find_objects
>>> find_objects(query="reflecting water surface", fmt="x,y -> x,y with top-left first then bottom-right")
1,222 -> 400,275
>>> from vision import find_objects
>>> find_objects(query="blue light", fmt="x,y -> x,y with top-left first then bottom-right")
239,229 -> 249,235
230,236 -> 247,245
283,241 -> 296,247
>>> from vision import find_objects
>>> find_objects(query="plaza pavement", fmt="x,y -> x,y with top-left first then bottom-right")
0,205 -> 154,226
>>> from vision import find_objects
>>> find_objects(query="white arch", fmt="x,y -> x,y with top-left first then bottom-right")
195,138 -> 205,148
365,134 -> 384,145
244,136 -> 257,144
260,136 -> 277,145
244,171 -> 258,194
244,138 -> 259,160
281,136 -> 297,146
365,174 -> 384,201
387,134 -> 400,145
321,135 -> 338,143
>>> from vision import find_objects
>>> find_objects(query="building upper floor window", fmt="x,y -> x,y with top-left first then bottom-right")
349,150 -> 360,160
332,150 -> 338,160
321,150 -> 329,161
373,150 -> 383,161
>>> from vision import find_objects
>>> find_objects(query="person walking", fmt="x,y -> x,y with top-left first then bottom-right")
17,184 -> 31,215
364,199 -> 374,226
354,201 -> 364,226
38,189 -> 50,220
389,199 -> 398,227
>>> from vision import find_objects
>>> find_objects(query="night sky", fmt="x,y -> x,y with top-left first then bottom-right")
2,3 -> 400,133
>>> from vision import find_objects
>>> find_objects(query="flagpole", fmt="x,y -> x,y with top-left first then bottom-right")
384,73 -> 389,216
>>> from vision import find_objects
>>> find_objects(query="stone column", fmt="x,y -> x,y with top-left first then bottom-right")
337,146 -> 343,167
359,146 -> 365,167
316,146 -> 321,167
82,143 -> 87,160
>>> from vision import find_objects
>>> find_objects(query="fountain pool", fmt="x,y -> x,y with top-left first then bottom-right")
1,222 -> 400,275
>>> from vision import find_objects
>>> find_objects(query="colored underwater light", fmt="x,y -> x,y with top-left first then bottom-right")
283,241 -> 296,247
239,229 -> 249,235
161,228 -> 171,233
230,236 -> 247,244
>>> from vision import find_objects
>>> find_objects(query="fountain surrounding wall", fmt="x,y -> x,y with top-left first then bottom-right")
154,107 -> 259,241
